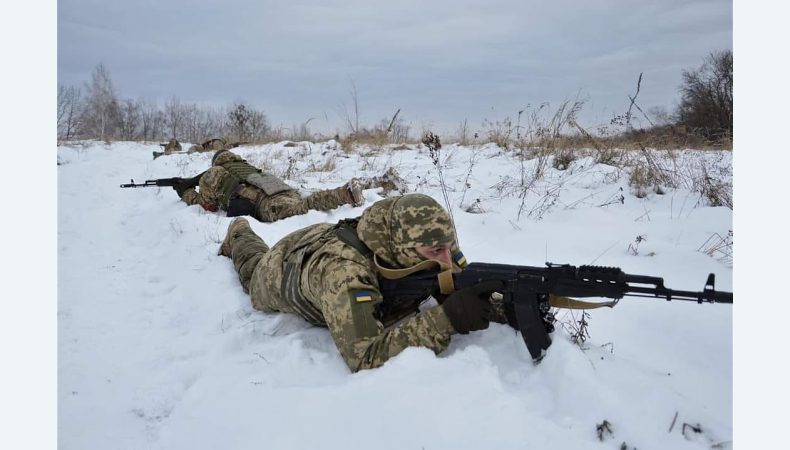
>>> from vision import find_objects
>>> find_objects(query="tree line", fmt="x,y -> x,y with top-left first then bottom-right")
57,64 -> 273,144
59,51 -> 732,145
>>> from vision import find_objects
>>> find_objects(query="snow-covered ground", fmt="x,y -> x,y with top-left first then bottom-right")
56,141 -> 733,449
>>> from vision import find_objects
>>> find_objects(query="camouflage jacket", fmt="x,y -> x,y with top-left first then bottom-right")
181,151 -> 292,211
248,222 -> 458,372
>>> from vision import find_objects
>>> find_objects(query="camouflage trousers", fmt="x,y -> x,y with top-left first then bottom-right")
256,189 -> 351,222
227,225 -> 300,316
228,226 -> 269,295
195,166 -> 353,222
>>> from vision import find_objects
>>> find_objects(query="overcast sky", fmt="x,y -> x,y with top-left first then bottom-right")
57,0 -> 732,136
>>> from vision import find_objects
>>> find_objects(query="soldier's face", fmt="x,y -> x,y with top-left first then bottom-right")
414,243 -> 453,266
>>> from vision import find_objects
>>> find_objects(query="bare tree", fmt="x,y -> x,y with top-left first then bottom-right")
117,99 -> 141,140
138,98 -> 162,141
58,85 -> 70,129
227,102 -> 251,142
163,96 -> 184,139
247,107 -> 270,141
80,63 -> 121,141
227,101 -> 270,142
340,80 -> 361,135
625,72 -> 654,130
290,118 -> 315,142
203,106 -> 227,141
57,85 -> 82,141
387,115 -> 410,143
370,114 -> 410,143
180,103 -> 201,143
457,118 -> 470,145
647,106 -> 673,127
676,50 -> 733,140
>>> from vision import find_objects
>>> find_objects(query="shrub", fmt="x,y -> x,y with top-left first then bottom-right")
675,50 -> 733,141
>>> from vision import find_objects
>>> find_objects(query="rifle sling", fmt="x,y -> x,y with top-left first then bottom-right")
371,255 -> 455,293
549,296 -> 618,309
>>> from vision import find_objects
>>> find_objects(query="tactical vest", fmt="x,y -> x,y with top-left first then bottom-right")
277,219 -> 382,327
279,224 -> 338,325
216,159 -> 293,208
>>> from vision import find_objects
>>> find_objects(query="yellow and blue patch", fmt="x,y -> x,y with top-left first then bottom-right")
354,291 -> 375,303
453,251 -> 468,267
348,290 -> 380,337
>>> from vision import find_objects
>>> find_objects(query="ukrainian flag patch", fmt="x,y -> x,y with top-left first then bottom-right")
453,252 -> 468,267
354,291 -> 375,303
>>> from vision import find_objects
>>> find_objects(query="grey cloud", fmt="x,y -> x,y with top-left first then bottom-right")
58,0 -> 732,134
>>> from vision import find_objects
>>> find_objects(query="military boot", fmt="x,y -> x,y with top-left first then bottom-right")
376,168 -> 408,195
358,168 -> 408,195
218,217 -> 251,257
343,178 -> 365,206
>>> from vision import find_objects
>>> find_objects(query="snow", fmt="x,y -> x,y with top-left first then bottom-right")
57,141 -> 732,449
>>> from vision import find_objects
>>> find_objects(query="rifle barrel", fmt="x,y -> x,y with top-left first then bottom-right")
625,285 -> 733,303
119,179 -> 161,188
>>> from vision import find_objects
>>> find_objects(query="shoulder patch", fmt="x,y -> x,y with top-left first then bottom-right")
353,290 -> 375,303
453,251 -> 467,267
347,289 -> 382,338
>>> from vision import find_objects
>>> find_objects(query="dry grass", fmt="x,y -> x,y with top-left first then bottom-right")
310,158 -> 337,172
622,147 -> 732,209
696,165 -> 733,208
338,131 -> 396,153
552,150 -> 576,170
698,230 -> 733,267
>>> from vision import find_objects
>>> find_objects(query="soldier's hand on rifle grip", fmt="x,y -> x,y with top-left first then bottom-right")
173,172 -> 205,197
441,280 -> 505,334
173,179 -> 190,197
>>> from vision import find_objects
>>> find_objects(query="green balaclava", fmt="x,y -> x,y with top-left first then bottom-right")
357,194 -> 459,270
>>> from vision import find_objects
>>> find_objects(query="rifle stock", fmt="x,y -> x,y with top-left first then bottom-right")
378,262 -> 733,362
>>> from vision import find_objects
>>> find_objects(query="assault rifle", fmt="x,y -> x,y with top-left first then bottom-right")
120,177 -> 184,188
120,172 -> 205,189
378,262 -> 733,362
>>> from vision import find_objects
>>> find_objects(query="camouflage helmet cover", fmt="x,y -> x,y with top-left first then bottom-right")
357,194 -> 456,268
212,149 -> 241,166
204,138 -> 227,151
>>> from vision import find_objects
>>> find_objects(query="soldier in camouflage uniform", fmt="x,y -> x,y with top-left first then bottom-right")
176,149 -> 408,222
219,193 -> 511,372
188,137 -> 229,153
174,149 -> 366,222
161,138 -> 182,153
152,139 -> 183,159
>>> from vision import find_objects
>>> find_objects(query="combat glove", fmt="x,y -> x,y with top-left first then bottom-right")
173,180 -> 191,197
441,280 -> 504,334
172,172 -> 205,197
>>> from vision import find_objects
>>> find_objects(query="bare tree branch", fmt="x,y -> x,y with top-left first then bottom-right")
386,109 -> 401,133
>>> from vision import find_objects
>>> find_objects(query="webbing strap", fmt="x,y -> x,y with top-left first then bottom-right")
332,219 -> 459,292
375,255 -> 456,292
549,295 -> 618,309
374,255 -> 444,279
437,269 -> 455,295
334,223 -> 372,257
